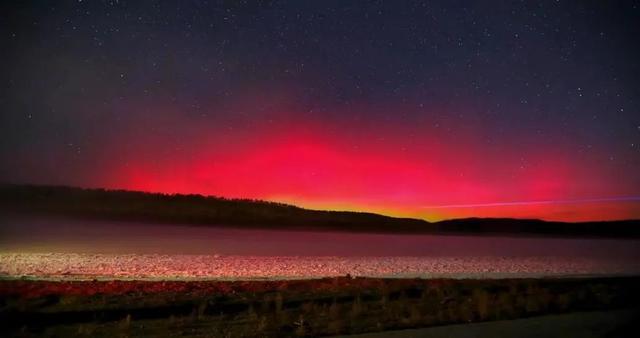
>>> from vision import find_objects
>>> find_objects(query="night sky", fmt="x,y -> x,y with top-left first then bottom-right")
1,1 -> 639,221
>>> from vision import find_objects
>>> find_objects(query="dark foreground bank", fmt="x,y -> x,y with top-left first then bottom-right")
1,276 -> 639,337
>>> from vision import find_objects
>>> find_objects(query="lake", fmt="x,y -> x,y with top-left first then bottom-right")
1,216 -> 639,279
1,216 -> 640,257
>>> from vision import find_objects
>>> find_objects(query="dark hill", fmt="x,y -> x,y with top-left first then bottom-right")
0,184 -> 638,238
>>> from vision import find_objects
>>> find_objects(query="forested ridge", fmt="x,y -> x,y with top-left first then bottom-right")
1,184 -> 638,238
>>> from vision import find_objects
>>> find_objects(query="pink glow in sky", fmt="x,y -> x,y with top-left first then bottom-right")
91,118 -> 639,222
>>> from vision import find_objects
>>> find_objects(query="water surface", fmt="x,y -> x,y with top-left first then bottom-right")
2,217 -> 639,260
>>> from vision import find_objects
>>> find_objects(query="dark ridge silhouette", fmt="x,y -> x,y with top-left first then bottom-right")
0,184 -> 638,238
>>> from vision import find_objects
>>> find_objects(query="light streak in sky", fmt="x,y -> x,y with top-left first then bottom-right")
423,196 -> 640,209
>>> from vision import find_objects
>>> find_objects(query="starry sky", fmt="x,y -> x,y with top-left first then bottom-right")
1,0 -> 639,222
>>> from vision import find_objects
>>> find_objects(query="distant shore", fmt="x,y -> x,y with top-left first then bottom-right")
2,184 -> 640,238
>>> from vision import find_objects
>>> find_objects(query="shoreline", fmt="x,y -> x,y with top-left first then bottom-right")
3,272 -> 640,282
3,252 -> 640,281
